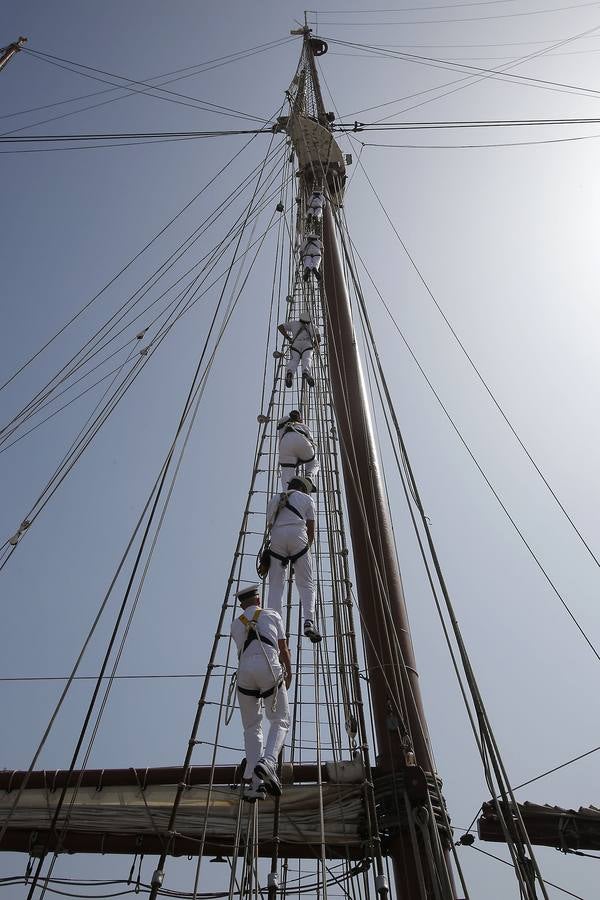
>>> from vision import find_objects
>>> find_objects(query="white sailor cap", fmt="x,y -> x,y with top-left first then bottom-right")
236,583 -> 260,602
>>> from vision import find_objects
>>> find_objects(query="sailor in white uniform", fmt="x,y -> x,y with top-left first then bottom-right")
277,410 -> 319,491
278,313 -> 321,388
231,584 -> 292,800
301,233 -> 323,282
306,190 -> 326,225
265,476 -> 322,643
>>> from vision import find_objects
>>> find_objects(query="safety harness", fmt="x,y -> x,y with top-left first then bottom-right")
308,193 -> 324,212
256,491 -> 310,576
268,494 -> 309,568
277,420 -> 316,467
269,543 -> 309,567
289,322 -> 314,356
236,608 -> 283,704
289,345 -> 313,363
302,240 -> 322,258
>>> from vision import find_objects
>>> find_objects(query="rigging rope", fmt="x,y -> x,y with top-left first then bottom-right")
328,24 -> 600,124
343,212 -> 600,665
354,153 -> 600,575
1,154 -> 293,567
1,139 -> 284,434
0,133 -> 263,395
331,204 -> 551,900
19,48 -> 271,127
0,36 -> 294,126
6,127 -> 287,898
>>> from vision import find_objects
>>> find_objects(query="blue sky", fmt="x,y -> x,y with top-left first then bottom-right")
2,1 -> 600,897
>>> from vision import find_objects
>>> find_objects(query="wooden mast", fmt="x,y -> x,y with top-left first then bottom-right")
293,28 -> 457,897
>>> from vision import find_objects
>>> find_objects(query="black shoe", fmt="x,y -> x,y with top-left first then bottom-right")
285,371 -> 293,388
303,620 -> 322,643
302,373 -> 315,387
243,781 -> 268,803
254,758 -> 282,796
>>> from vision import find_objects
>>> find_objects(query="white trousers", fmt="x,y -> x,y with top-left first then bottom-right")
267,528 -> 315,622
237,653 -> 289,780
279,432 -> 319,489
286,342 -> 313,377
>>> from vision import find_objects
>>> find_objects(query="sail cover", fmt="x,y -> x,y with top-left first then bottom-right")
0,782 -> 366,857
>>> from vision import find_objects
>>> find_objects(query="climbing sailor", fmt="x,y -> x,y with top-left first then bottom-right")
264,476 -> 322,643
231,584 -> 292,801
277,409 -> 319,491
306,190 -> 326,226
300,233 -> 323,282
278,312 -> 321,388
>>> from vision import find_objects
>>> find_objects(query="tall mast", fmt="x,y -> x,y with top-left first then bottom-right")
287,28 -> 457,897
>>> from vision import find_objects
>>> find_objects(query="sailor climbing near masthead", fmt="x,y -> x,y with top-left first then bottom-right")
300,233 -> 323,282
231,584 -> 292,801
261,476 -> 322,643
277,409 -> 319,491
278,312 -> 320,388
306,190 -> 326,226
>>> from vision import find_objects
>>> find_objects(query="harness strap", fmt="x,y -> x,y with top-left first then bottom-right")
278,424 -> 316,463
239,609 -> 261,628
280,454 -> 314,469
280,422 -> 308,438
243,629 -> 277,653
239,609 -> 277,654
285,501 -> 303,520
237,677 -> 283,700
290,345 -> 313,357
269,543 -> 309,569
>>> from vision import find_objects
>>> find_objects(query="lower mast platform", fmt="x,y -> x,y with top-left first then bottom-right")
0,764 -> 369,859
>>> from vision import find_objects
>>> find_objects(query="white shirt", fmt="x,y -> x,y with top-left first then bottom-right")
230,604 -> 285,658
283,320 -> 320,347
267,489 -> 315,529
277,416 -> 313,442
308,193 -> 325,211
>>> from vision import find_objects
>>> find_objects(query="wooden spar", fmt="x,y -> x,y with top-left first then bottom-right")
0,37 -> 27,74
0,764 -> 329,791
297,30 -> 457,897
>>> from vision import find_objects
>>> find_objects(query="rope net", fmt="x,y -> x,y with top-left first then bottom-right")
165,180 -> 385,895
